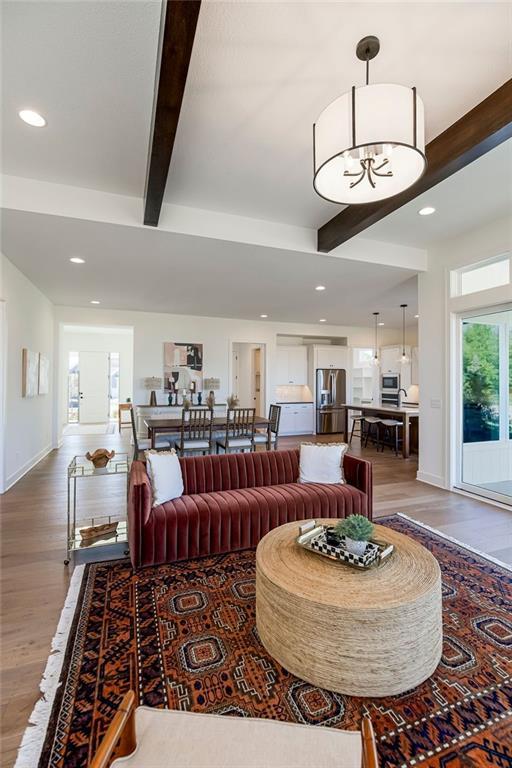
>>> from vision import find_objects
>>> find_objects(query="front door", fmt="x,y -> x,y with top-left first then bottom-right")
79,351 -> 109,423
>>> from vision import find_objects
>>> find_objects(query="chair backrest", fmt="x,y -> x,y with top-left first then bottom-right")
268,404 -> 281,435
129,405 -> 139,459
180,408 -> 212,447
226,408 -> 255,439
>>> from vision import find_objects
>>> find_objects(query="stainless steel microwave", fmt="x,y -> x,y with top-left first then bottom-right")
381,373 -> 400,392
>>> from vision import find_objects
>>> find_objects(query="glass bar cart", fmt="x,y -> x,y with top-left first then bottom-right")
65,453 -> 130,564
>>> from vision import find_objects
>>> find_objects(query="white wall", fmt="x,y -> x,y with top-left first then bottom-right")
59,325 -> 134,429
0,253 -> 55,491
54,305 -> 411,441
418,214 -> 512,489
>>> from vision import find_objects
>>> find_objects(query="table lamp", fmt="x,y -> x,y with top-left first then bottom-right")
144,377 -> 162,406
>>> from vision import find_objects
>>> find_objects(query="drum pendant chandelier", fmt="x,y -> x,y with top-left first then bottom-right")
313,36 -> 426,205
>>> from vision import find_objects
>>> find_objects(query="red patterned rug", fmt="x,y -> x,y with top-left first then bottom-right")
31,514 -> 511,767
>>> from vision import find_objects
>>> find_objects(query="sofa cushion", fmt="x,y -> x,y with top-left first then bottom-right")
179,449 -> 300,495
145,481 -> 367,564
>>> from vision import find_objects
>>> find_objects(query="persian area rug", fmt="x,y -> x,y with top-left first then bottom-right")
29,515 -> 512,768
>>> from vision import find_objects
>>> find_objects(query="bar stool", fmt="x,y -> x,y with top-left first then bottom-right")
379,419 -> 402,456
349,412 -> 364,445
363,416 -> 381,449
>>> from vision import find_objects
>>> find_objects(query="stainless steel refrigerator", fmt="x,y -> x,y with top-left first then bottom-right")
316,368 -> 346,434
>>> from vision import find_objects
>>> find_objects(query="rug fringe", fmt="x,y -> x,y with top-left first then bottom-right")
14,564 -> 86,768
396,513 -> 512,572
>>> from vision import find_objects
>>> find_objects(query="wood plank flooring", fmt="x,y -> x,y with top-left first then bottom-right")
1,430 -> 510,767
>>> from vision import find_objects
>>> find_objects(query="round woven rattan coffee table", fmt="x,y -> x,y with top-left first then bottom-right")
256,520 -> 442,697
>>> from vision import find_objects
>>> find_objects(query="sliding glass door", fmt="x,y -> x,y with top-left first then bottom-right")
459,308 -> 511,504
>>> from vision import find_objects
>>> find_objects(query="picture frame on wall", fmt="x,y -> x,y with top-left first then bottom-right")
22,348 -> 39,397
38,354 -> 50,395
163,342 -> 203,392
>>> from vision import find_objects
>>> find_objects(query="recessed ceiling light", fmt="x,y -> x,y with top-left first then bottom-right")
315,285 -> 326,291
415,314 -> 419,318
319,318 -> 327,323
260,314 -> 268,318
418,206 -> 435,216
70,257 -> 85,264
378,322 -> 385,326
90,300 -> 100,305
18,109 -> 46,127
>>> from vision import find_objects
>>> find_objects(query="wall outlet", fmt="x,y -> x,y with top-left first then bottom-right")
430,398 -> 442,409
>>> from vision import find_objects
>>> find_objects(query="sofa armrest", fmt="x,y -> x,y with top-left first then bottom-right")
128,461 -> 153,567
344,454 -> 373,519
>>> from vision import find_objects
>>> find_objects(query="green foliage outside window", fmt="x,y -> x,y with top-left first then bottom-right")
462,323 -> 500,443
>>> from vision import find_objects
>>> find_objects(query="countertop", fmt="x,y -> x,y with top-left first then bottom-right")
276,401 -> 314,405
341,402 -> 420,416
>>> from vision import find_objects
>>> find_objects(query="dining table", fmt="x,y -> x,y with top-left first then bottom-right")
144,415 -> 270,449
339,403 -> 420,458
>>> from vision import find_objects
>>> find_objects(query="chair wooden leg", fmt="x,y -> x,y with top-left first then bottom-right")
349,419 -> 357,446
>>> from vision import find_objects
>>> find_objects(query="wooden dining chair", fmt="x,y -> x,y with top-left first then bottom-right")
177,408 -> 213,455
216,408 -> 256,453
129,407 -> 173,461
90,690 -> 380,768
253,404 -> 281,451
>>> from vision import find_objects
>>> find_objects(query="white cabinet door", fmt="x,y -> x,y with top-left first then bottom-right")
276,348 -> 290,384
288,347 -> 307,384
276,346 -> 307,384
278,404 -> 295,434
380,347 -> 400,373
316,347 -> 349,370
295,404 -> 314,434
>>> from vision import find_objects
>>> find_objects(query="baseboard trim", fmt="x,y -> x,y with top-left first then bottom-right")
416,471 -> 447,489
3,443 -> 53,493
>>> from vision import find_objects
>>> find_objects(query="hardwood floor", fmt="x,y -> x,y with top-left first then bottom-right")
1,431 -> 510,767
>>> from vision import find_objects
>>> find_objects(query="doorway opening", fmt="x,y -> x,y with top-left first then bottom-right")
61,325 -> 134,437
231,342 -> 266,415
455,306 -> 511,505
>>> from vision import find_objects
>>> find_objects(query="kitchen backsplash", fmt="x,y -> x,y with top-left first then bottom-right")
275,385 -> 313,403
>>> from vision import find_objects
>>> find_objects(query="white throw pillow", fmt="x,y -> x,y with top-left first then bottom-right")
299,443 -> 348,484
145,449 -> 184,505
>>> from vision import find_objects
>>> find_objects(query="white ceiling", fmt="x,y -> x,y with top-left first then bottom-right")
2,1 -> 511,229
1,208 -> 418,327
165,1 -> 512,227
366,138 -> 512,247
1,0 -> 161,196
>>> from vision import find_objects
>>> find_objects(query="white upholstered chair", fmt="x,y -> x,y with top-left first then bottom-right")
91,691 -> 379,768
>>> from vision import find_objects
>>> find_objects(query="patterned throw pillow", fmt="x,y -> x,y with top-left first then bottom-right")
298,442 -> 348,484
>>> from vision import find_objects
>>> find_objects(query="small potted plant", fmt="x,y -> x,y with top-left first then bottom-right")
335,514 -> 374,556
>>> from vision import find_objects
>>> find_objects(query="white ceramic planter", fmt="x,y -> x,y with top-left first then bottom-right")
344,537 -> 368,556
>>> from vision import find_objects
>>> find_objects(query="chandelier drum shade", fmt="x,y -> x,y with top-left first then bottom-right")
313,37 -> 426,205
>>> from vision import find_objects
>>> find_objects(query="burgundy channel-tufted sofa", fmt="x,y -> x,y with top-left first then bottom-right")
128,448 -> 372,569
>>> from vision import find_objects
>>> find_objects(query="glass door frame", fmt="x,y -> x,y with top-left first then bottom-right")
453,301 -> 511,506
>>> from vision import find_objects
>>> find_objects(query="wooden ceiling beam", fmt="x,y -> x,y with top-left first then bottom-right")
143,0 -> 201,227
317,79 -> 512,252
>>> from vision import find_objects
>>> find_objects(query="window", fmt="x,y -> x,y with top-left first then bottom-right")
68,351 -> 79,423
452,254 -> 510,297
462,320 -> 500,442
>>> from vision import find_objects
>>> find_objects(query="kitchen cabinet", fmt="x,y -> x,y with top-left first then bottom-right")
380,346 -> 401,373
314,346 -> 349,370
278,403 -> 314,435
276,346 -> 308,385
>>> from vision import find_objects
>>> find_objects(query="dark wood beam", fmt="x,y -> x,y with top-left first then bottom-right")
144,0 -> 201,227
317,79 -> 512,252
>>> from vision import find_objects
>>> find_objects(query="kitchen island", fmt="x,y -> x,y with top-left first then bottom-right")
340,403 -> 419,458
